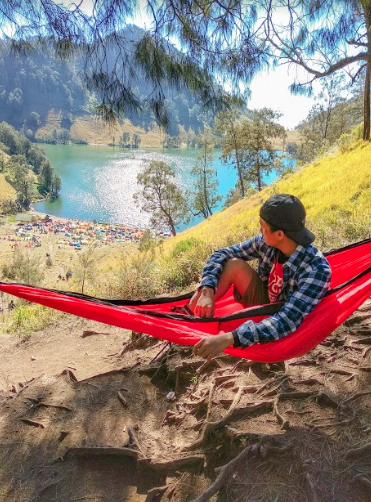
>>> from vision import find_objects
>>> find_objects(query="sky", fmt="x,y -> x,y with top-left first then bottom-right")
249,66 -> 315,130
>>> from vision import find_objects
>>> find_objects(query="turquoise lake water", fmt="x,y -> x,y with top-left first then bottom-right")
33,144 -> 284,231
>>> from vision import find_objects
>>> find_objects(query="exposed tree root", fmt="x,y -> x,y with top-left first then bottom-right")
127,424 -> 146,456
149,342 -> 171,363
64,446 -> 139,459
273,397 -> 289,429
224,427 -> 271,441
61,369 -> 78,382
191,438 -> 291,502
20,418 -> 45,428
145,485 -> 169,502
183,401 -> 274,451
305,472 -> 319,502
117,390 -> 128,407
256,375 -> 289,396
291,378 -> 321,386
344,443 -> 371,460
81,330 -> 110,338
344,313 -> 371,326
288,359 -> 317,366
343,390 -> 371,404
351,473 -> 371,489
78,363 -> 140,383
138,454 -> 205,471
321,368 -> 355,376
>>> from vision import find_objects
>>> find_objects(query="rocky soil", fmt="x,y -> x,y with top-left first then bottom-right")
0,297 -> 371,502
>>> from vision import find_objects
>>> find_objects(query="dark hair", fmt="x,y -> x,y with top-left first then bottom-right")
265,221 -> 282,233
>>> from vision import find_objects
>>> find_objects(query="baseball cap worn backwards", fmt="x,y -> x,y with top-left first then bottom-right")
260,194 -> 315,246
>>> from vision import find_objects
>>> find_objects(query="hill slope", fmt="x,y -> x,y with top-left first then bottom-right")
1,141 -> 371,501
165,140 -> 371,253
0,171 -> 16,210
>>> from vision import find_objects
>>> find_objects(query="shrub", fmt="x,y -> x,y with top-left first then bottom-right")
4,303 -> 64,339
170,237 -> 203,257
338,133 -> 354,153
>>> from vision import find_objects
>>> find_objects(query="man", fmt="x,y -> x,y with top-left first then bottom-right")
190,194 -> 332,361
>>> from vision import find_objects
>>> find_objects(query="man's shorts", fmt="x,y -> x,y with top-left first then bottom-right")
233,267 -> 269,307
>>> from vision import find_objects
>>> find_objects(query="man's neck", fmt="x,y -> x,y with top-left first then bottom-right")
277,239 -> 298,257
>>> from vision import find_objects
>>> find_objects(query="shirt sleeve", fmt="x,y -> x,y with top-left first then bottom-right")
232,262 -> 332,348
200,236 -> 262,291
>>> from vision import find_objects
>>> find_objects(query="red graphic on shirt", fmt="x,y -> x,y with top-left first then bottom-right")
268,261 -> 284,303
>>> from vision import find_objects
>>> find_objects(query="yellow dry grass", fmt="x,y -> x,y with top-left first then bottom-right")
35,110 -> 166,147
162,140 -> 371,254
0,172 -> 16,207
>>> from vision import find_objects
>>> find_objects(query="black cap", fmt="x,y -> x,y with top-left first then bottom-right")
260,194 -> 315,246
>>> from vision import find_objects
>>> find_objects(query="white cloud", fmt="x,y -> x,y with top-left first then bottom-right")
249,66 -> 315,129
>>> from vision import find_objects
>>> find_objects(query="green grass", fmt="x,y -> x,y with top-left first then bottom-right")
3,304 -> 65,339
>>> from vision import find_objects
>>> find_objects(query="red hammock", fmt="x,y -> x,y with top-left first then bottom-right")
1,238 -> 371,362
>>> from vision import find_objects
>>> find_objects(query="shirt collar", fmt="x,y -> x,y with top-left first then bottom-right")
282,244 -> 305,270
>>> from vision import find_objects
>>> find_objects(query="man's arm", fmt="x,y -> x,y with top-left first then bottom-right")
193,263 -> 332,360
193,332 -> 234,361
199,236 -> 263,291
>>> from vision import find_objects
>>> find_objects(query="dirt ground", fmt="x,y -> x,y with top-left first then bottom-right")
0,296 -> 371,502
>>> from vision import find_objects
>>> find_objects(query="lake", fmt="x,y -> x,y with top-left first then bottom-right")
33,144 -> 286,231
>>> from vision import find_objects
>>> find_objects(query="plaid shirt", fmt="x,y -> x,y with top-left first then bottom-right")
200,235 -> 332,348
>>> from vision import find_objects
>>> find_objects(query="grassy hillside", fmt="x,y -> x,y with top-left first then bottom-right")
163,140 -> 371,254
35,110 -> 167,147
0,150 -> 16,210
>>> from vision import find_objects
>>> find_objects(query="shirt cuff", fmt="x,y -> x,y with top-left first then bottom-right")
198,283 -> 215,292
232,330 -> 241,348
232,321 -> 256,348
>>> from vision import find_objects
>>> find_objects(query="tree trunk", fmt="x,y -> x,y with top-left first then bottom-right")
363,61 -> 370,140
363,3 -> 371,140
202,166 -> 212,217
233,137 -> 245,197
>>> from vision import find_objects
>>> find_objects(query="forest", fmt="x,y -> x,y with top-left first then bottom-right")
0,26 -> 216,142
0,122 -> 61,211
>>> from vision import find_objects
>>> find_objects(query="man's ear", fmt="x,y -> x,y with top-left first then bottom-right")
277,230 -> 285,239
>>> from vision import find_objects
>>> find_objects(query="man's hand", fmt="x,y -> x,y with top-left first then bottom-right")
193,332 -> 234,361
189,287 -> 215,318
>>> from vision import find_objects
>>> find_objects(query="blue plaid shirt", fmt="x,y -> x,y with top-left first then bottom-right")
200,235 -> 332,348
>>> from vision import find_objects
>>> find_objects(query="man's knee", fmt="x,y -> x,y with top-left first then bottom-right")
222,258 -> 255,279
223,258 -> 253,273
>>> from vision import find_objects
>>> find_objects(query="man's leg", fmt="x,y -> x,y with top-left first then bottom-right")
214,258 -> 268,306
189,258 -> 267,316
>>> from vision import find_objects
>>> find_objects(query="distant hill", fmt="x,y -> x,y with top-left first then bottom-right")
0,28 -> 217,146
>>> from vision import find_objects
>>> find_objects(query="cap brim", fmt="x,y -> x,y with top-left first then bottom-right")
285,227 -> 315,247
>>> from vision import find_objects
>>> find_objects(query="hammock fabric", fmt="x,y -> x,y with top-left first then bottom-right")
1,238 -> 371,363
